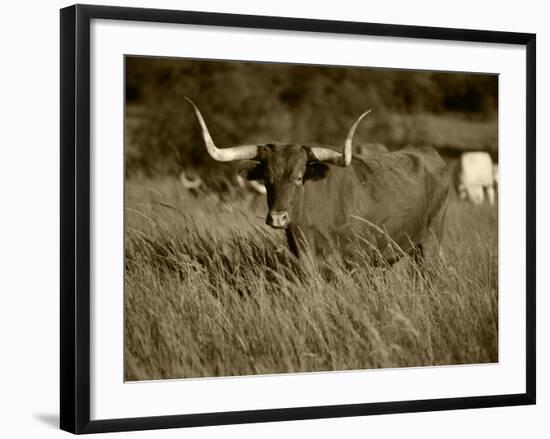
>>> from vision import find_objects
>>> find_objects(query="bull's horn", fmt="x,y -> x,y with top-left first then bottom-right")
185,97 -> 259,162
310,109 -> 372,166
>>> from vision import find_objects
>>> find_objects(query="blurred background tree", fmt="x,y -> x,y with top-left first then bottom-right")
125,57 -> 497,178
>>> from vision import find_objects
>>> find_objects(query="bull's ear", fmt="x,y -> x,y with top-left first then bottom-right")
245,163 -> 266,181
304,162 -> 329,181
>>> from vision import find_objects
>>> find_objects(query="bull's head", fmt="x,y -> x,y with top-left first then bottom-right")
186,97 -> 370,229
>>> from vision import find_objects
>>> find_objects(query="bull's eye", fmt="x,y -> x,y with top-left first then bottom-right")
295,175 -> 303,185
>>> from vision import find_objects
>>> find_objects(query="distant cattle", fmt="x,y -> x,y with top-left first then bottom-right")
186,97 -> 450,265
457,151 -> 496,205
233,172 -> 267,210
179,168 -> 266,211
235,173 -> 267,195
179,170 -> 203,197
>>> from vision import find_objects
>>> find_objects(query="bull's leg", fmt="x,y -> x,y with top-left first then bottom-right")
421,191 -> 450,271
412,244 -> 425,266
409,244 -> 426,285
285,226 -> 318,278
417,234 -> 443,285
458,183 -> 467,200
287,226 -> 344,281
395,243 -> 428,291
485,185 -> 495,206
469,186 -> 484,205
285,227 -> 300,258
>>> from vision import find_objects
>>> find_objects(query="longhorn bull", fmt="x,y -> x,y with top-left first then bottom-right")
186,98 -> 450,264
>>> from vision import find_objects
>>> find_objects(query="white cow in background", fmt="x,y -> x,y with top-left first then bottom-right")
458,151 -> 496,205
179,170 -> 203,196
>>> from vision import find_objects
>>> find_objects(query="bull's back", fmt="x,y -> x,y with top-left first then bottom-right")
352,146 -> 448,245
296,146 -> 449,259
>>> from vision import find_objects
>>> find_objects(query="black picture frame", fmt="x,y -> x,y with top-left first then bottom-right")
60,4 -> 536,434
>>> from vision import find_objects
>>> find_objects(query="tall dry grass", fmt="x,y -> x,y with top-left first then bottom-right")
125,177 -> 498,381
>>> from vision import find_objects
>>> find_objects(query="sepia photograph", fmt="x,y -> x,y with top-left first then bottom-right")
124,56 -> 499,382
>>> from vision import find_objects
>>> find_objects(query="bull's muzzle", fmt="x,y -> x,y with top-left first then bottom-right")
266,210 -> 290,229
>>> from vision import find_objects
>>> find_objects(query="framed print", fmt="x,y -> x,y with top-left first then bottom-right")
60,4 -> 536,434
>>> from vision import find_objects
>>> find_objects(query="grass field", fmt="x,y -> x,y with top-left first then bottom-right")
124,174 -> 498,381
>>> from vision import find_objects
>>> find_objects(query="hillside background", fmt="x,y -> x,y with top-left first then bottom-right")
125,56 -> 498,178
